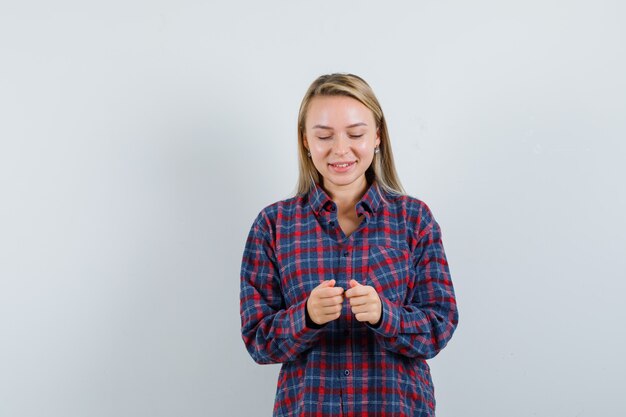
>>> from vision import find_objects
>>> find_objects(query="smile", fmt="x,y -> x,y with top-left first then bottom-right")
329,162 -> 356,168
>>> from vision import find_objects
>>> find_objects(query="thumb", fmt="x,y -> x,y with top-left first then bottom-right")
349,279 -> 361,288
319,279 -> 336,288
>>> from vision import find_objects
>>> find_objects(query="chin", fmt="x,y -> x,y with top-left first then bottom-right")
324,174 -> 364,188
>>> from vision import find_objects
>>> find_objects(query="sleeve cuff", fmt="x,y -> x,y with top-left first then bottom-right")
366,294 -> 400,337
289,298 -> 325,342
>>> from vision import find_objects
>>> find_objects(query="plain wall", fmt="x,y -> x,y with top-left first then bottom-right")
1,1 -> 625,416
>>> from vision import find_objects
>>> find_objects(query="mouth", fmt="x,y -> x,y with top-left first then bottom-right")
327,161 -> 357,173
328,161 -> 356,168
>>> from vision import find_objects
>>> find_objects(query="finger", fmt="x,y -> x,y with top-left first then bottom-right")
350,304 -> 372,315
349,279 -> 361,288
323,311 -> 341,321
320,305 -> 343,315
345,286 -> 369,298
344,280 -> 360,297
354,312 -> 373,323
312,310 -> 341,325
318,287 -> 345,298
348,296 -> 368,306
317,279 -> 336,289
319,295 -> 344,307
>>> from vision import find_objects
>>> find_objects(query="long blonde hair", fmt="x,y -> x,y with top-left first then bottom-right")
296,73 -> 404,196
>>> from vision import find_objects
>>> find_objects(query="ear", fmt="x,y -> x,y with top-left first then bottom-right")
303,134 -> 309,151
375,129 -> 381,148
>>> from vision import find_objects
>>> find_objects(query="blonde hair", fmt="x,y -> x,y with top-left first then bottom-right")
296,73 -> 404,196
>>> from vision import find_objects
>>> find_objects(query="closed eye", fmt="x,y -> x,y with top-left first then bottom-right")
317,136 -> 332,140
349,134 -> 364,139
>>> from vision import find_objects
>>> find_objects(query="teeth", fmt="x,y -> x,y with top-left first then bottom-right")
333,163 -> 351,168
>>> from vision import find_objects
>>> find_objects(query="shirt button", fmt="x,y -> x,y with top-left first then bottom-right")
344,370 -> 350,376
329,221 -> 335,227
343,250 -> 349,257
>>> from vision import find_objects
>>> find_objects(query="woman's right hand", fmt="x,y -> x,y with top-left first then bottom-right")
306,280 -> 345,325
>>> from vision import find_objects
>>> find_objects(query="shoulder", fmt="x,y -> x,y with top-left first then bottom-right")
383,192 -> 438,235
385,192 -> 435,219
251,194 -> 307,234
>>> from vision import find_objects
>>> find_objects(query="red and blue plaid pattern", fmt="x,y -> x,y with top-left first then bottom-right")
240,182 -> 458,416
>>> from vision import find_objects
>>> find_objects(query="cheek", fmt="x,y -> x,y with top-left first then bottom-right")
354,141 -> 374,158
310,142 -> 331,158
309,146 -> 329,170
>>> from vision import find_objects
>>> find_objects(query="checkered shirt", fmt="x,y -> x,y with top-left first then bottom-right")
240,182 -> 458,416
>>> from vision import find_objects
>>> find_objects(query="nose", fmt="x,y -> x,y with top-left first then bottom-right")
333,134 -> 350,156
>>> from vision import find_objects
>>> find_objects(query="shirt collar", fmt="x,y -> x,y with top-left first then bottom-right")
307,181 -> 386,216
357,181 -> 385,215
308,183 -> 334,216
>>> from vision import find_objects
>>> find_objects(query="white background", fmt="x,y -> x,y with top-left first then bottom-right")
1,1 -> 625,416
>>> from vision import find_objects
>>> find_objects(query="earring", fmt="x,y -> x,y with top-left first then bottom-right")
374,146 -> 380,154
307,151 -> 311,158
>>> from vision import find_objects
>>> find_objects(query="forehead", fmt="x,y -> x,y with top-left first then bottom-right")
306,95 -> 374,128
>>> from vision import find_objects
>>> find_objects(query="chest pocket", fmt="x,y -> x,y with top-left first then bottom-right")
366,245 -> 411,303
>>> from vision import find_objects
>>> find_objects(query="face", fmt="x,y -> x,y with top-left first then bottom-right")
303,95 -> 380,197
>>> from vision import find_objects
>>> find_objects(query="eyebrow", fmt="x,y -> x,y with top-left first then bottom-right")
312,123 -> 368,129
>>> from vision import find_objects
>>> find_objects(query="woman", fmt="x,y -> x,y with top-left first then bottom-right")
240,73 -> 458,416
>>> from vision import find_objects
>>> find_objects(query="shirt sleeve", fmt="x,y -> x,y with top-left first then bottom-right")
240,213 -> 324,364
366,206 -> 459,359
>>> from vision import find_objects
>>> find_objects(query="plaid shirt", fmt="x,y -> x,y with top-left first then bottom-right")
240,182 -> 458,417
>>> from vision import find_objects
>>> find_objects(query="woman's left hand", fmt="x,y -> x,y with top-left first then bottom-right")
345,279 -> 382,326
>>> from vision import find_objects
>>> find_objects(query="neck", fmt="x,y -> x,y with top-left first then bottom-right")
323,176 -> 368,211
